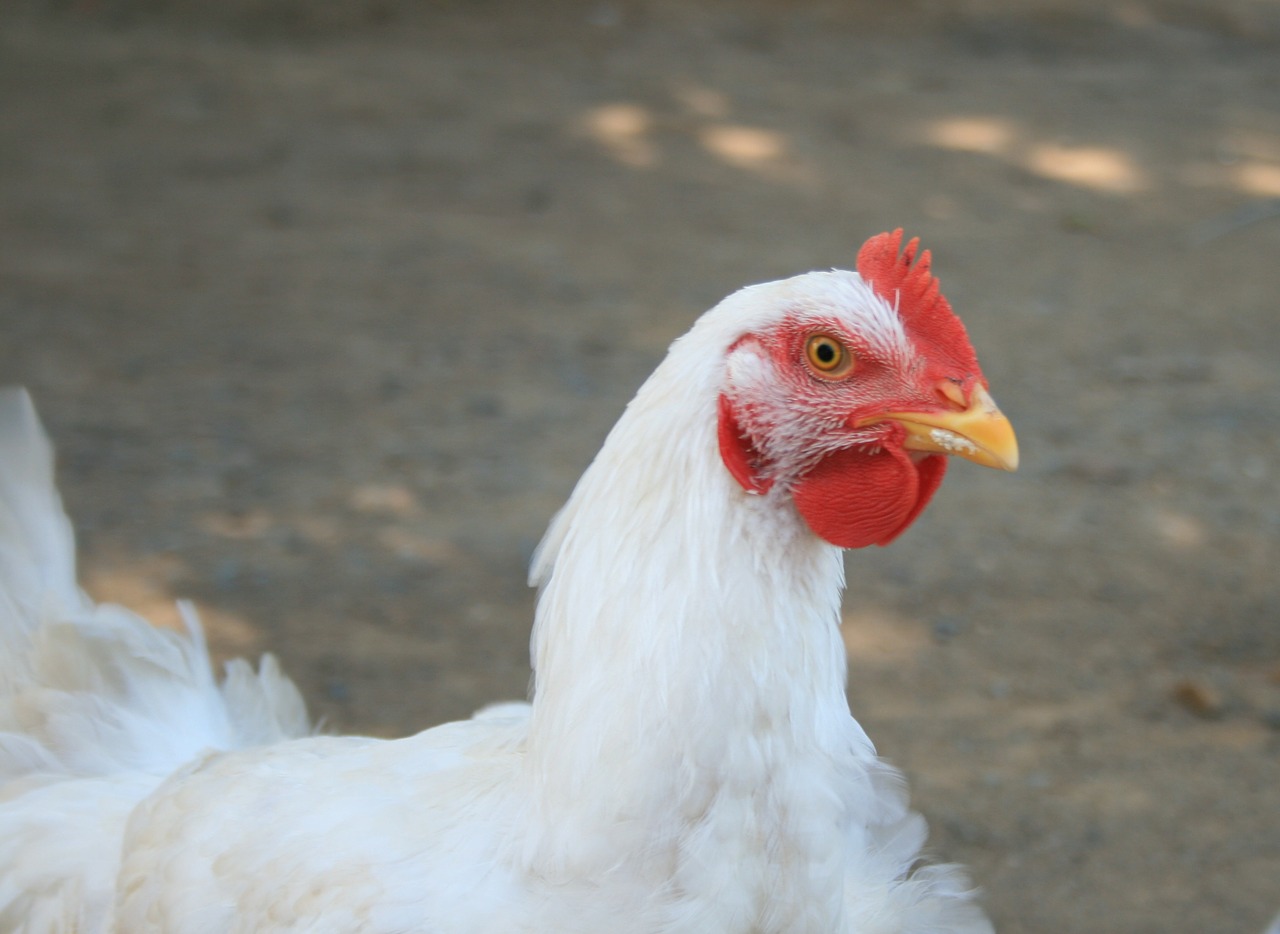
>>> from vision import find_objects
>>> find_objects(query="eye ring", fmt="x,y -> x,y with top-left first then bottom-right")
804,333 -> 855,380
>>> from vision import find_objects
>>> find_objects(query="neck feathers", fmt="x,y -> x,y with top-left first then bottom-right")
522,304 -> 855,874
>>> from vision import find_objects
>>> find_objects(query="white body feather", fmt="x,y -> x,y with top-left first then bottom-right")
0,270 -> 992,933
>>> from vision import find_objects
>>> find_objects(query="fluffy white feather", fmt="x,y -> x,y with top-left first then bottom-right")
0,265 -> 995,933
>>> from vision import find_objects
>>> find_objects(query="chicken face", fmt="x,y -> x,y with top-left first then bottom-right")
717,230 -> 1017,549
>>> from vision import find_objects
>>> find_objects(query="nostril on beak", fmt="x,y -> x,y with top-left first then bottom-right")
936,379 -> 968,410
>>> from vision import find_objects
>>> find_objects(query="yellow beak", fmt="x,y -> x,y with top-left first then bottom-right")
858,384 -> 1019,472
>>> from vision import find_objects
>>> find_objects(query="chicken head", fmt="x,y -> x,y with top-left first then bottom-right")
717,230 -> 1018,549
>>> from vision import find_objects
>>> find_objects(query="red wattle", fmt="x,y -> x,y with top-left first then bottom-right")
717,394 -> 773,494
792,447 -> 947,549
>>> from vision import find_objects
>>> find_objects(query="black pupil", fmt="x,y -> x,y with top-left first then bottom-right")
816,342 -> 836,364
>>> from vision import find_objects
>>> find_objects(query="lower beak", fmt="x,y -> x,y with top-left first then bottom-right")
859,384 -> 1019,472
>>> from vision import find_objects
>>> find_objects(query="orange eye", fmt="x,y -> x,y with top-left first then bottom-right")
804,334 -> 854,379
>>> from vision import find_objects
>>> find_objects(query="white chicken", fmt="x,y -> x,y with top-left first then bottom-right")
0,230 -> 1017,934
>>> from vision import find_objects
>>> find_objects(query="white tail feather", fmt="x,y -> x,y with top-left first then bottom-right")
0,389 -> 311,772
0,389 -> 311,930
0,391 -> 82,633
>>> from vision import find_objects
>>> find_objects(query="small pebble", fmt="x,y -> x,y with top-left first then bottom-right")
1171,678 -> 1224,719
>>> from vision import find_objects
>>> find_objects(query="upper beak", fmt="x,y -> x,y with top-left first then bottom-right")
858,383 -> 1019,472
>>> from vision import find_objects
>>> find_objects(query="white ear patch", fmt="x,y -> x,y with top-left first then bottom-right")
724,341 -> 772,394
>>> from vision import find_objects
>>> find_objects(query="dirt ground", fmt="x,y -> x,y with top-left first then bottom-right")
2,1 -> 1278,930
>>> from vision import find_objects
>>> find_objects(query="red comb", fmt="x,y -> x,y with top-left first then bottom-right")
855,229 -> 981,377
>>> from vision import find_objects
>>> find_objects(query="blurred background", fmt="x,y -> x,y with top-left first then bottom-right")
2,1 -> 1278,930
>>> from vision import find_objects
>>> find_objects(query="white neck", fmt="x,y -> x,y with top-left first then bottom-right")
521,320 -> 870,914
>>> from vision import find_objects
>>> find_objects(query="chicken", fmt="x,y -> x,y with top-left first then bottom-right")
0,230 -> 1017,934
